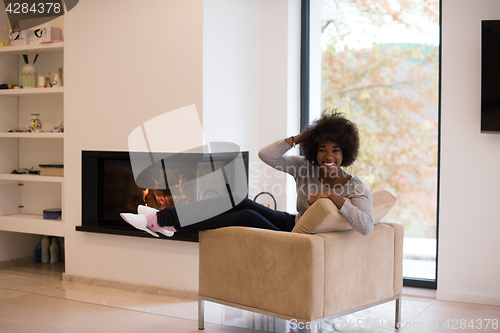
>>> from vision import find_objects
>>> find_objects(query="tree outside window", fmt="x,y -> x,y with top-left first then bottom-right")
319,0 -> 439,279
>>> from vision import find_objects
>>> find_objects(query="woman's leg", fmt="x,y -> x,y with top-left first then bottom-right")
157,196 -> 295,232
179,209 -> 287,232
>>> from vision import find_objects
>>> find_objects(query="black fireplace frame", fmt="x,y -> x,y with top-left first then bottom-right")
77,150 -> 249,242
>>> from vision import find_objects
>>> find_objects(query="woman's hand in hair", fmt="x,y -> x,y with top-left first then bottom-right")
285,132 -> 306,148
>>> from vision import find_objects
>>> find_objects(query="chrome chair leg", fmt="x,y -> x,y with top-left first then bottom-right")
198,296 -> 204,330
395,295 -> 402,329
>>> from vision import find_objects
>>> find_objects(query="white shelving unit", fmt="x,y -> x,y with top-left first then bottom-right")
0,174 -> 64,183
0,42 -> 64,236
0,87 -> 63,96
0,215 -> 64,237
0,42 -> 63,55
0,132 -> 64,138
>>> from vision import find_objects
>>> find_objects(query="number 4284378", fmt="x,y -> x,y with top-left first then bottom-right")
444,319 -> 498,330
5,2 -> 61,14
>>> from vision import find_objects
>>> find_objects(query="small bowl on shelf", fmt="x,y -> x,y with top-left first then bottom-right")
43,208 -> 61,220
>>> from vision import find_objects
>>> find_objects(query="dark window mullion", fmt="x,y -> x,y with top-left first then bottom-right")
300,0 -> 310,133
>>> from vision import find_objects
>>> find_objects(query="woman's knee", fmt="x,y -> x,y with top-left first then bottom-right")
230,209 -> 266,226
230,209 -> 279,230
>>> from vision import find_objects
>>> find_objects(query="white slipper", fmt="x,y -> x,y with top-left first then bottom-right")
120,213 -> 159,237
137,205 -> 159,216
156,229 -> 174,237
157,228 -> 175,237
137,205 -> 175,237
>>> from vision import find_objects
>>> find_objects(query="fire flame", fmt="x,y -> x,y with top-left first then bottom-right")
140,172 -> 190,210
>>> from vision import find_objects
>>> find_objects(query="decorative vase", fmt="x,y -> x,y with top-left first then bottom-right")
22,63 -> 37,88
52,73 -> 62,87
29,114 -> 42,132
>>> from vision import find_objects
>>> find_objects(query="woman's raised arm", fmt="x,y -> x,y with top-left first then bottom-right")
258,133 -> 306,177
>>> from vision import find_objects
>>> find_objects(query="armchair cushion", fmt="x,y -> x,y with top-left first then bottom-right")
292,190 -> 396,234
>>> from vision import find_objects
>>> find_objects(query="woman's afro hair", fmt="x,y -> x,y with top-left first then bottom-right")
300,112 -> 360,167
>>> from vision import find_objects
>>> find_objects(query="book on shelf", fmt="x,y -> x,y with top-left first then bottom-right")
39,164 -> 64,177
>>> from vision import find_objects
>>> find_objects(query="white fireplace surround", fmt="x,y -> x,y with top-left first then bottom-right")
60,0 -> 300,293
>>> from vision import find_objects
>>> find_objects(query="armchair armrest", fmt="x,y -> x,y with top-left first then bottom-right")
379,221 -> 404,294
199,226 -> 325,320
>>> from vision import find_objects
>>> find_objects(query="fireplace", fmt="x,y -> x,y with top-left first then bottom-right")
78,149 -> 249,242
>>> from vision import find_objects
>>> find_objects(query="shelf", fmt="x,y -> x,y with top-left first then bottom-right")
0,132 -> 64,138
0,174 -> 63,183
0,39 -> 65,240
0,87 -> 63,96
0,42 -> 64,55
0,214 -> 64,236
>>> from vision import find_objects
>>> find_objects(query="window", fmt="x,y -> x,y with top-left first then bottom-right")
303,0 -> 440,287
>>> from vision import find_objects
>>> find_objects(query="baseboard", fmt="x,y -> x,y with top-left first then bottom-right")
0,256 -> 34,269
62,273 -> 198,300
402,287 -> 436,300
436,291 -> 500,306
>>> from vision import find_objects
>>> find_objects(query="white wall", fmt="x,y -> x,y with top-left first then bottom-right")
256,0 -> 299,211
203,0 -> 300,209
203,0 -> 259,152
64,0 -> 300,291
438,0 -> 500,306
286,0 -> 302,212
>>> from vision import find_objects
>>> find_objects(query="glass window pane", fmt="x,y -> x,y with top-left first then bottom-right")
318,0 -> 439,280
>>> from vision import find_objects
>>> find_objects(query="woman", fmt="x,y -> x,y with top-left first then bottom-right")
120,112 -> 374,237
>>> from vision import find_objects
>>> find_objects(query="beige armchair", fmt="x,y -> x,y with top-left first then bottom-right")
198,191 -> 403,333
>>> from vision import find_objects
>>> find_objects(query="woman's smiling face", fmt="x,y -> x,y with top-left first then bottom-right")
316,141 -> 343,174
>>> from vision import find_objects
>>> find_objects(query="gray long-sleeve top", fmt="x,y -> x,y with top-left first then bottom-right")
258,140 -> 374,236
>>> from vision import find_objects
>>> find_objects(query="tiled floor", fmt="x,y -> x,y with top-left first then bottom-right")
0,263 -> 498,332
